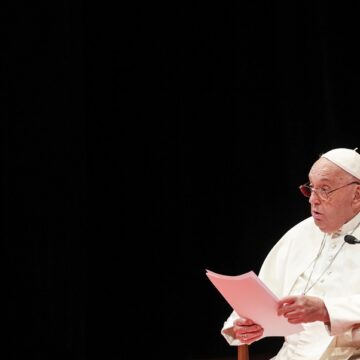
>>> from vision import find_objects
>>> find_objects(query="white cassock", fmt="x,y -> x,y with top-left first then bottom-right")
222,212 -> 360,360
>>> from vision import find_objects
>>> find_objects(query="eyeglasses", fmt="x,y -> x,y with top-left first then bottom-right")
299,181 -> 360,201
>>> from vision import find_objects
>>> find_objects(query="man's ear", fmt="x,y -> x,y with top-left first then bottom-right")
353,184 -> 360,207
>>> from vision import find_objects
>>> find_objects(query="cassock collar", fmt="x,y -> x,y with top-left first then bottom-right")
334,211 -> 360,237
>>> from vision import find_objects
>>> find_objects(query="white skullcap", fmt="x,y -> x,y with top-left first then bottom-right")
321,148 -> 360,180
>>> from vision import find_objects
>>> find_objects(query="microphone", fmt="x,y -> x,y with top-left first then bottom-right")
344,235 -> 360,244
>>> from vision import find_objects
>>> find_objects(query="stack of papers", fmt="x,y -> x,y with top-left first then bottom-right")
206,269 -> 303,337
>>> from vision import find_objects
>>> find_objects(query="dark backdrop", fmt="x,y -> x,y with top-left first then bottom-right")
6,2 -> 360,360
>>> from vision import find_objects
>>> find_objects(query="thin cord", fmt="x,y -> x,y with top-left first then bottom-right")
302,221 -> 360,295
302,233 -> 327,295
302,239 -> 345,295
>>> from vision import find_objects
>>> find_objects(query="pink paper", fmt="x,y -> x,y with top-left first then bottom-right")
206,269 -> 303,337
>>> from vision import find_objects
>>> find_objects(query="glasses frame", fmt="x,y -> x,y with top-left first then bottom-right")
299,181 -> 360,201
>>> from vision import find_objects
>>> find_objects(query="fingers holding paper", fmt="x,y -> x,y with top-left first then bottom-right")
277,295 -> 330,324
233,318 -> 264,344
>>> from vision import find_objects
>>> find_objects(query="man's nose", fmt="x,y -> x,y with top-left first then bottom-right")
309,190 -> 321,204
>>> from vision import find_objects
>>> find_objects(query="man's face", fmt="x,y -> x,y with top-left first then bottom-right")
308,158 -> 357,233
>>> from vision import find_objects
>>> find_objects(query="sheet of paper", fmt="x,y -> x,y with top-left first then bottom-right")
206,269 -> 303,337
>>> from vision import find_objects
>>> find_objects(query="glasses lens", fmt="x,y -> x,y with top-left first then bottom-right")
300,185 -> 311,197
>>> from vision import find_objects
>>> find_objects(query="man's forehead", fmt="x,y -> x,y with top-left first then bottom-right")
309,158 -> 348,182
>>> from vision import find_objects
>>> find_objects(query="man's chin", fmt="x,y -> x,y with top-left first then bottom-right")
313,218 -> 336,234
313,217 -> 327,232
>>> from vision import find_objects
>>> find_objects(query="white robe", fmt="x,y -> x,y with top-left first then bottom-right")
221,213 -> 360,359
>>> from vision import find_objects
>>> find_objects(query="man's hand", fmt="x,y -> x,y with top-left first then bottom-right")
277,295 -> 330,324
233,318 -> 264,344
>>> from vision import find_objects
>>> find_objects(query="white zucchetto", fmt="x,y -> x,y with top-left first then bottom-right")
321,148 -> 360,180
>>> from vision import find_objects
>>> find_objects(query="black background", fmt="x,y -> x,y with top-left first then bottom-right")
6,2 -> 360,359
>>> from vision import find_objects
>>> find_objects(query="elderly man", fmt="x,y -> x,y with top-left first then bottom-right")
221,148 -> 360,359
